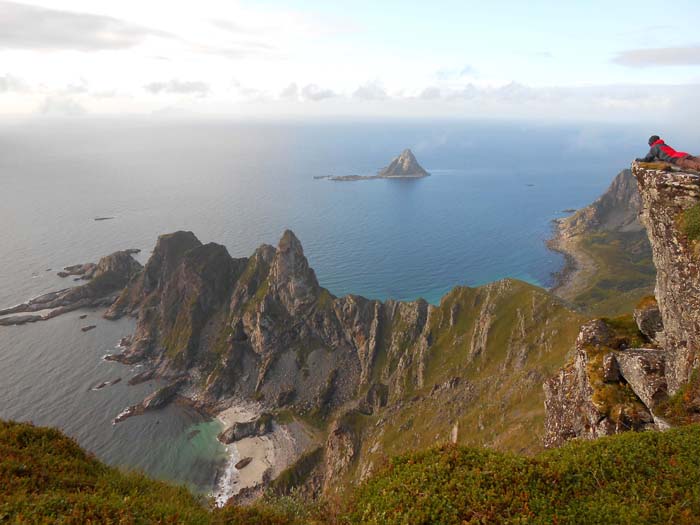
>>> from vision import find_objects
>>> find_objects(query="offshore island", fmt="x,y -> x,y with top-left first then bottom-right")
317,148 -> 430,181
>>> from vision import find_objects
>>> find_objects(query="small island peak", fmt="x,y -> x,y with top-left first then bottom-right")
377,148 -> 430,178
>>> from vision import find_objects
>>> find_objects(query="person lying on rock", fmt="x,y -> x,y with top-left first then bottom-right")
637,135 -> 700,171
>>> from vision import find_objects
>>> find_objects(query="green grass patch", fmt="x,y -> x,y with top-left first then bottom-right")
344,425 -> 700,524
680,203 -> 700,242
569,231 -> 655,317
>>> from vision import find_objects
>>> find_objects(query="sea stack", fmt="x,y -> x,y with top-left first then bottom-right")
377,149 -> 430,178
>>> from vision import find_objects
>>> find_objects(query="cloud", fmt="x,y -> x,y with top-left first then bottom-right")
279,83 -> 299,100
353,81 -> 388,100
419,86 -> 442,100
0,1 -> 172,51
38,96 -> 86,116
0,73 -> 29,92
144,79 -> 210,96
300,84 -> 336,101
613,45 -> 700,67
436,65 -> 477,81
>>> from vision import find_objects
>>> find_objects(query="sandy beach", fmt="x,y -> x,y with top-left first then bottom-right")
213,403 -> 317,506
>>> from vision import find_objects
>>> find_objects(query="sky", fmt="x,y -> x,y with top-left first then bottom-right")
1,0 -> 700,121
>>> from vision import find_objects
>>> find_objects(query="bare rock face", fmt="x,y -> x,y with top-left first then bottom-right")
614,349 -> 668,413
105,231 -> 203,319
377,149 -> 429,178
322,415 -> 359,493
556,169 -> 644,237
633,164 -> 700,393
634,297 -> 664,343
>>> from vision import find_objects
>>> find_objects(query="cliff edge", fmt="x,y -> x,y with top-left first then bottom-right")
544,162 -> 700,447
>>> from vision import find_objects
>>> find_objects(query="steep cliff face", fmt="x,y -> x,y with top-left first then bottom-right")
634,165 -> 700,393
556,169 -> 643,236
544,163 -> 700,447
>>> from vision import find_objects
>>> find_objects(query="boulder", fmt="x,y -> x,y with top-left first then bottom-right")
634,297 -> 663,342
218,413 -> 274,444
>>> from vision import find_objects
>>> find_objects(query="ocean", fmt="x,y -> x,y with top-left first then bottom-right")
0,117 -> 650,494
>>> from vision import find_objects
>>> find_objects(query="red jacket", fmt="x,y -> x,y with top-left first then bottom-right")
640,139 -> 689,163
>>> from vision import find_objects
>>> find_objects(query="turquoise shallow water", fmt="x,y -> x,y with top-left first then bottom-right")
0,118 -> 648,492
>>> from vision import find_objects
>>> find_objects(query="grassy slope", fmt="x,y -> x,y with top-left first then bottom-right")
560,230 -> 655,317
0,420 -> 293,525
4,419 -> 699,524
345,424 -> 700,524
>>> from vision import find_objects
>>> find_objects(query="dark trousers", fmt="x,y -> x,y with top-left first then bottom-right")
675,155 -> 700,171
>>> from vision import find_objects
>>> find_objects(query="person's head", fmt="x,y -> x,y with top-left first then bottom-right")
648,135 -> 661,146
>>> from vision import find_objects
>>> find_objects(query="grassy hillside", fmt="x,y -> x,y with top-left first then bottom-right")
347,280 -> 584,487
344,424 -> 700,524
0,420 -> 292,524
564,230 -> 655,316
3,419 -> 699,524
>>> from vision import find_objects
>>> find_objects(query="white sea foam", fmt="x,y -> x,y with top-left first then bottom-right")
213,443 -> 241,507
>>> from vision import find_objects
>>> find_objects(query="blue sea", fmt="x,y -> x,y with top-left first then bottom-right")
0,118 -> 656,493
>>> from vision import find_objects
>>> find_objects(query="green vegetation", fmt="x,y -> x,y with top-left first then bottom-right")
680,203 -> 700,243
658,369 -> 700,425
4,419 -> 700,523
0,420 -> 299,524
568,231 -> 656,316
345,425 -> 700,524
351,281 -> 584,470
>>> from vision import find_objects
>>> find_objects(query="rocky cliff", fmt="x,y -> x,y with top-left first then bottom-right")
544,162 -> 700,447
634,165 -> 700,393
102,229 -> 584,495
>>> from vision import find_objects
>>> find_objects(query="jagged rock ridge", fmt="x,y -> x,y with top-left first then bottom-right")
101,228 -> 583,495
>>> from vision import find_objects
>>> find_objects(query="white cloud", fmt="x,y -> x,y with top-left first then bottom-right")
353,81 -> 388,100
144,79 -> 209,96
613,45 -> 700,67
38,96 -> 86,116
0,1 -> 172,51
300,84 -> 336,101
0,73 -> 29,92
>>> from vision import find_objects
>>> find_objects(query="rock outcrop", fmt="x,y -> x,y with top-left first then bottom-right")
544,162 -> 700,446
634,165 -> 700,393
218,413 -> 273,444
377,149 -> 429,178
543,320 -> 658,448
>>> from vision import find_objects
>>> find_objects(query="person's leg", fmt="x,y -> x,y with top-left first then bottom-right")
675,156 -> 700,171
